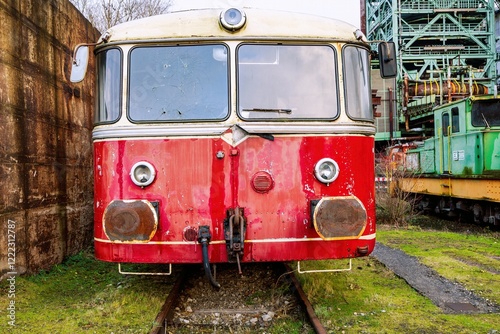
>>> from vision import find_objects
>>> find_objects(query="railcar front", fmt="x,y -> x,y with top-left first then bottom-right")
87,8 -> 380,277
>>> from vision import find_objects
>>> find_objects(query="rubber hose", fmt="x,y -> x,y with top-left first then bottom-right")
200,239 -> 221,289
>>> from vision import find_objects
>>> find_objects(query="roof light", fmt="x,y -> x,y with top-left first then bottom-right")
220,8 -> 246,32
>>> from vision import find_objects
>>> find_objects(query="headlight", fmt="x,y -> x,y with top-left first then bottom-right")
130,161 -> 156,187
314,158 -> 339,185
220,8 -> 246,31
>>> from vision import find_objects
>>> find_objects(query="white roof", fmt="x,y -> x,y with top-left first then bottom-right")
101,8 -> 361,44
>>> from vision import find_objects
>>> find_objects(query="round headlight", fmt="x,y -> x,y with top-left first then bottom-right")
314,158 -> 339,185
220,8 -> 246,31
130,161 -> 156,187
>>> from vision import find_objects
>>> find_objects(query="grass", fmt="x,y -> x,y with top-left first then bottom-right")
0,219 -> 498,333
0,250 -> 173,333
377,223 -> 499,304
295,219 -> 499,333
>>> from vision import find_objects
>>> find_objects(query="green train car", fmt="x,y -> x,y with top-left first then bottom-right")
397,95 -> 500,225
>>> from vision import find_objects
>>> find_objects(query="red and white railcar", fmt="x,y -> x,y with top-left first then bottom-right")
71,7 -> 396,285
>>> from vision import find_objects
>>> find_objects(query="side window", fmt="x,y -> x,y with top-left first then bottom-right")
343,46 -> 372,121
451,107 -> 460,133
96,48 -> 122,124
471,99 -> 500,127
442,112 -> 450,137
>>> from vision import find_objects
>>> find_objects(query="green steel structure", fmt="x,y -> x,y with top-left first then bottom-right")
366,0 -> 497,139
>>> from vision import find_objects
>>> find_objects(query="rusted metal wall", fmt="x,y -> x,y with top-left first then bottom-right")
0,0 -> 99,276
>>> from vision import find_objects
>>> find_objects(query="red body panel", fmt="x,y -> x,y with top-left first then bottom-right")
94,134 -> 375,263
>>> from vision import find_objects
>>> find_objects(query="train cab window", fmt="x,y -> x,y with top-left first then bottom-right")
237,44 -> 338,120
442,112 -> 450,137
451,107 -> 460,133
343,46 -> 372,121
471,99 -> 500,127
96,48 -> 122,123
128,44 -> 229,122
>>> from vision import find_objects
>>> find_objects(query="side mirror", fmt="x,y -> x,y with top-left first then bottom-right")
70,45 -> 89,83
378,42 -> 397,78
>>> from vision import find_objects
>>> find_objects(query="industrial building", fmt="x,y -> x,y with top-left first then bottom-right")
364,0 -> 499,144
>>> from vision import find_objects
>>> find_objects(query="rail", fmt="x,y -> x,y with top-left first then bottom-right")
149,263 -> 330,333
401,22 -> 488,34
150,268 -> 188,334
400,0 -> 489,11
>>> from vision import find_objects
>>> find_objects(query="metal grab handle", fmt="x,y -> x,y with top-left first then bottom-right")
228,208 -> 244,274
228,207 -> 244,252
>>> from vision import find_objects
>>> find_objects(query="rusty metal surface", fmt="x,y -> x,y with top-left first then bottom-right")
314,197 -> 367,239
150,267 -> 188,334
94,135 -> 376,263
284,263 -> 327,334
103,200 -> 157,241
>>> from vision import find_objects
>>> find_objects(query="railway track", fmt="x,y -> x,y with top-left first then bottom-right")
150,263 -> 326,333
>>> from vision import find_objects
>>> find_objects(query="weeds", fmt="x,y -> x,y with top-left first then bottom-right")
376,168 -> 421,227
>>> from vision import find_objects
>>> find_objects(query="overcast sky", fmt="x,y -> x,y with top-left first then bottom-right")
170,0 -> 361,27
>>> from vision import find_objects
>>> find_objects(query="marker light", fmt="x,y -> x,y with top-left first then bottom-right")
314,158 -> 340,185
130,161 -> 156,187
220,8 -> 246,31
251,171 -> 274,193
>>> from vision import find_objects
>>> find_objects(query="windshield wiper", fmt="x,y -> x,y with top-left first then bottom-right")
481,113 -> 491,129
242,108 -> 292,114
256,133 -> 274,141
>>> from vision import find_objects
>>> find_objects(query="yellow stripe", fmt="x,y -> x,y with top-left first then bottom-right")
398,177 -> 500,202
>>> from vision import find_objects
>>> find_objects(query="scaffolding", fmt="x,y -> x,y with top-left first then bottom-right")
366,0 -> 497,140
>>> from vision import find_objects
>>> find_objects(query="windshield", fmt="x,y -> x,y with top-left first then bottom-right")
343,46 -> 372,121
128,45 -> 229,122
471,99 -> 500,127
237,44 -> 338,120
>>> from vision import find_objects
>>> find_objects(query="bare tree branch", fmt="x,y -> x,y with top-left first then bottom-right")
70,0 -> 172,33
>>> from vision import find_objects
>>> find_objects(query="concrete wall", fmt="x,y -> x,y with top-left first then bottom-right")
0,0 -> 99,276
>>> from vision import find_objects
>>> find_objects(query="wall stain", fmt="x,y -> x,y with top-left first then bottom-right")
0,0 -> 100,276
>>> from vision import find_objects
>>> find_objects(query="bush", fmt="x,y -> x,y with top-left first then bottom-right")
376,170 -> 420,227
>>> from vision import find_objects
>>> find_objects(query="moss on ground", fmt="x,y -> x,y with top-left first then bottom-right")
0,219 -> 498,333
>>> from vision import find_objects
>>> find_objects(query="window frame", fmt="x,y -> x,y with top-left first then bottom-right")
442,112 -> 450,137
236,43 -> 340,122
342,45 -> 373,122
126,43 -> 231,123
95,47 -> 123,125
471,99 -> 500,127
451,107 -> 460,133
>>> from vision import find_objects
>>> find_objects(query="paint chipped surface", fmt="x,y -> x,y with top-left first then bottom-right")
95,134 -> 375,263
